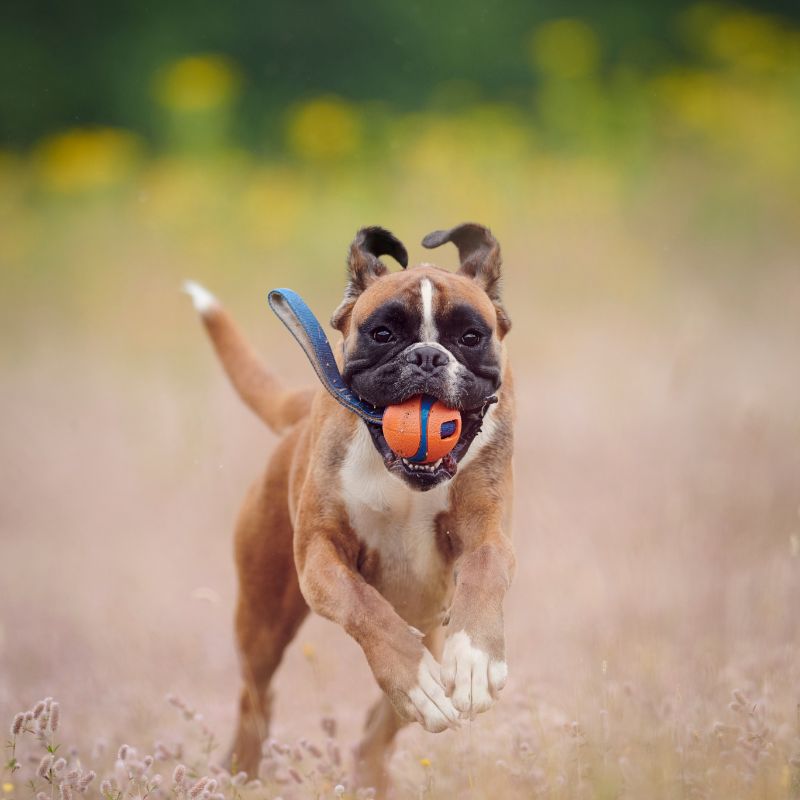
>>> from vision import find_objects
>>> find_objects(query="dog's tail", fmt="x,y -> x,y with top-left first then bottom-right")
183,280 -> 314,434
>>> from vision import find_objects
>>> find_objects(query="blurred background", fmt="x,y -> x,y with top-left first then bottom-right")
1,1 -> 799,797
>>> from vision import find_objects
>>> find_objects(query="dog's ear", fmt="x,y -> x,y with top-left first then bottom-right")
422,222 -> 511,334
331,226 -> 408,332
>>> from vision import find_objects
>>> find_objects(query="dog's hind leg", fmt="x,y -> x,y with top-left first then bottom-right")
228,434 -> 309,776
352,695 -> 407,796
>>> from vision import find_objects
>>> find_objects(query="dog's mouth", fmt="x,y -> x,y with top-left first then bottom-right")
366,422 -> 457,490
365,398 -> 496,492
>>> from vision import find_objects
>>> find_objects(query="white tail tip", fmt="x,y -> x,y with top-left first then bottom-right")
182,280 -> 219,315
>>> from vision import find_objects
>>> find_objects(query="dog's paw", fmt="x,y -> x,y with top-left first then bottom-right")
400,649 -> 460,733
441,630 -> 507,718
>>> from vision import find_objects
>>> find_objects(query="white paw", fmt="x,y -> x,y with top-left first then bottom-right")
405,649 -> 460,733
441,630 -> 507,718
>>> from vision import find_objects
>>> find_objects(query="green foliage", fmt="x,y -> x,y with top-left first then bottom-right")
1,0 -> 798,149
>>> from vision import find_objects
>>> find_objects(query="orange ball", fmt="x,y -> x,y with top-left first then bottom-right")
381,395 -> 462,464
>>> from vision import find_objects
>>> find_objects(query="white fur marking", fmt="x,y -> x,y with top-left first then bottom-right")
488,659 -> 509,690
420,278 -> 437,341
182,280 -> 218,315
407,649 -> 459,732
403,340 -> 452,359
340,423 -> 451,628
441,630 -> 507,718
341,422 -> 411,512
401,339 -> 464,401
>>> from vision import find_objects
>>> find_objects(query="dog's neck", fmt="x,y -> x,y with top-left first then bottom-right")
339,422 -> 439,514
339,403 -> 498,516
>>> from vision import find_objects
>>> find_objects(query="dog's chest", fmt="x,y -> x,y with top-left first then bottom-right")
340,427 -> 453,630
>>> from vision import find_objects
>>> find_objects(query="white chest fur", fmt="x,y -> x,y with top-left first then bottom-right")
339,424 -> 451,628
338,411 -> 497,629
341,425 -> 449,568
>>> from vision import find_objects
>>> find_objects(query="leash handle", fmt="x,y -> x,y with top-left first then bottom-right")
267,288 -> 384,425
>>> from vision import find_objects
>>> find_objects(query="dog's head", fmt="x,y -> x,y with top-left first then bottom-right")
333,223 -> 511,491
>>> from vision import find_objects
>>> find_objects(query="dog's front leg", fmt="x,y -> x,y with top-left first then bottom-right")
296,527 -> 459,733
441,527 -> 515,719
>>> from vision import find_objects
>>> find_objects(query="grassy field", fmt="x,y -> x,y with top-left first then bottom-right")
2,12 -> 800,797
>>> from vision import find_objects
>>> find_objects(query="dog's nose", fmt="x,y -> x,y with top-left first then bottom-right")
407,345 -> 449,372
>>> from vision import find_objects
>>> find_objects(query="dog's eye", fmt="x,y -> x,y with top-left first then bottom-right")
459,329 -> 483,347
371,326 -> 395,344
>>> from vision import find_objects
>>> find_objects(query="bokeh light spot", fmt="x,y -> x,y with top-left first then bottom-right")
529,18 -> 601,79
287,96 -> 362,161
33,128 -> 141,192
155,55 -> 241,112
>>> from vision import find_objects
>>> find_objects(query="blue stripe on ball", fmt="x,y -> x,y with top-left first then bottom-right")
409,395 -> 435,463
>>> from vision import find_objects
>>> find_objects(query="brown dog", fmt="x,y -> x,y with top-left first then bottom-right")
185,223 -> 515,792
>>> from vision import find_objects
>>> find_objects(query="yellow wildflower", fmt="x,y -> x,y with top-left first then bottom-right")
33,128 -> 140,192
287,96 -> 361,160
155,55 -> 241,112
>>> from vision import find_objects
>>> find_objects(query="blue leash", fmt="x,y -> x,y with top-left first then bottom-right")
267,288 -> 384,425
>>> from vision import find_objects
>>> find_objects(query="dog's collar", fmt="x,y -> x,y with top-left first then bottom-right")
267,288 -> 498,446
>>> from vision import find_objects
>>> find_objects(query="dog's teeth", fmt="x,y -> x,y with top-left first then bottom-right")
400,457 -> 442,474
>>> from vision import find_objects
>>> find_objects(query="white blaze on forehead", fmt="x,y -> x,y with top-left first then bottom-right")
419,278 -> 437,341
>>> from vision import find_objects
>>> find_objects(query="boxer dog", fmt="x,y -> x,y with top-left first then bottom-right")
185,223 -> 515,793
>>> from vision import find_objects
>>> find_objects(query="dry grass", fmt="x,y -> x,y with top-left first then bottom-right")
2,266 -> 799,798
